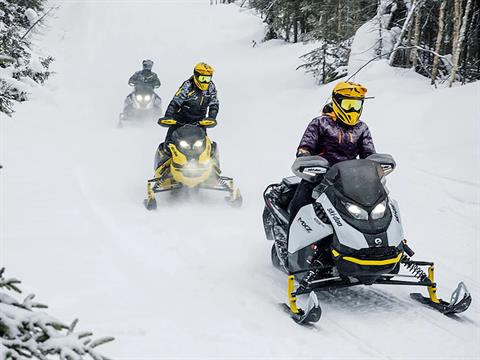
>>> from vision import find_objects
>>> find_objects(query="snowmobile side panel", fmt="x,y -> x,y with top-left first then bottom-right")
288,204 -> 333,254
386,200 -> 404,247
318,193 -> 368,250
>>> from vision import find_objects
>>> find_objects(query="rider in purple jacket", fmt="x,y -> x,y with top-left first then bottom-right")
289,81 -> 376,222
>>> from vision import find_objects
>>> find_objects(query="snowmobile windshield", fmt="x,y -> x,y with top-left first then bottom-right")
135,85 -> 154,93
326,159 -> 386,208
172,125 -> 206,154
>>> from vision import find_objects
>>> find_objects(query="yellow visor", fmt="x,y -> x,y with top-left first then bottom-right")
341,99 -> 363,112
198,75 -> 212,83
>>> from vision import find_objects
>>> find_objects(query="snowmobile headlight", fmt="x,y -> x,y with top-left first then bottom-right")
371,201 -> 387,220
345,202 -> 368,220
136,94 -> 143,102
179,140 -> 190,149
144,94 -> 152,102
193,140 -> 203,148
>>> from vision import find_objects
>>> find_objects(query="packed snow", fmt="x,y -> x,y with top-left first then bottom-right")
1,1 -> 479,358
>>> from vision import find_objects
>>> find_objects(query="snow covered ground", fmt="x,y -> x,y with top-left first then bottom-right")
1,1 -> 479,358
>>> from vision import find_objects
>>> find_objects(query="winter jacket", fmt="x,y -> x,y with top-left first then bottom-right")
164,77 -> 219,124
128,70 -> 161,89
297,111 -> 376,165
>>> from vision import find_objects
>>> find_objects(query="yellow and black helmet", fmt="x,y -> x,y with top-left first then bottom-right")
193,62 -> 214,91
331,81 -> 367,126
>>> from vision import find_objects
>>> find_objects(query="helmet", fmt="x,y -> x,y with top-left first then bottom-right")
193,62 -> 214,91
142,59 -> 154,71
331,81 -> 367,126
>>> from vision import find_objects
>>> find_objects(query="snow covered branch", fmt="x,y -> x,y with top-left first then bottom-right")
0,0 -> 55,116
0,268 -> 114,359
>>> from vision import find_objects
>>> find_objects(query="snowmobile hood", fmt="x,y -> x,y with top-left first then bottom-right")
325,159 -> 386,207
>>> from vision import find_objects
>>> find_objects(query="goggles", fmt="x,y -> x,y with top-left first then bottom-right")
197,75 -> 212,83
340,98 -> 363,112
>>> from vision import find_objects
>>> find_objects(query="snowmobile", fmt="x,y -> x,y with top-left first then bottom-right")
144,118 -> 242,209
262,154 -> 471,325
119,84 -> 162,126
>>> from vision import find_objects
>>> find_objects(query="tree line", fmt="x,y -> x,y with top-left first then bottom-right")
247,0 -> 480,86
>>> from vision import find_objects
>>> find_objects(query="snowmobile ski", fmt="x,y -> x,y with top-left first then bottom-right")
410,281 -> 471,315
282,275 -> 322,325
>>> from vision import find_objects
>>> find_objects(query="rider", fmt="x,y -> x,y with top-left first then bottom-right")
289,81 -> 376,222
155,62 -> 219,174
129,59 -> 161,89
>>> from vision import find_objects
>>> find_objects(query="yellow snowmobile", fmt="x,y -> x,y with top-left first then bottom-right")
144,118 -> 242,210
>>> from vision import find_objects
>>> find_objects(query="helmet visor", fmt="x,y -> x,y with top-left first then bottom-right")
197,75 -> 212,83
340,99 -> 363,112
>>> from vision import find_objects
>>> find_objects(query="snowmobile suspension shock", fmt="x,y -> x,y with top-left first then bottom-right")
402,257 -> 440,304
402,256 -> 429,281
299,246 -> 328,290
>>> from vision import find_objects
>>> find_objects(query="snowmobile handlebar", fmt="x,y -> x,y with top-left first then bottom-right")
157,118 -> 217,128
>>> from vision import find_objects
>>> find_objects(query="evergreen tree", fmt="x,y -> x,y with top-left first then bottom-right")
0,268 -> 114,359
0,0 -> 53,116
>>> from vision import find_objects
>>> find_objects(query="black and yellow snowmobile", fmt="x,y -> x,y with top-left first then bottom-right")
144,118 -> 242,209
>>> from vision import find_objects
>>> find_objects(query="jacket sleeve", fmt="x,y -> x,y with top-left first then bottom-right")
207,83 -> 219,119
128,72 -> 139,85
164,81 -> 191,118
359,124 -> 376,158
155,74 -> 161,88
150,73 -> 161,88
297,117 -> 323,156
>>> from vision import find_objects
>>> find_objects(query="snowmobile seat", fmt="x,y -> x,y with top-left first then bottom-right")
273,176 -> 301,211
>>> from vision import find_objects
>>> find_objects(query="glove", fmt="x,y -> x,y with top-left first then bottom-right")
296,148 -> 311,157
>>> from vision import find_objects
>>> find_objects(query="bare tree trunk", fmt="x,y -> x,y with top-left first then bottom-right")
451,0 -> 462,55
389,0 -> 426,66
449,0 -> 473,86
431,0 -> 446,85
293,19 -> 298,43
410,1 -> 422,68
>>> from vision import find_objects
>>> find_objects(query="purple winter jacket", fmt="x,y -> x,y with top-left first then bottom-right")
297,114 -> 376,165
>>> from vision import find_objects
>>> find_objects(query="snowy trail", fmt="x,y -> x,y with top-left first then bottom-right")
2,1 -> 479,358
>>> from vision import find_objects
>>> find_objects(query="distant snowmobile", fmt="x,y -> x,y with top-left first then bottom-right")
144,118 -> 242,209
119,84 -> 162,126
262,154 -> 471,325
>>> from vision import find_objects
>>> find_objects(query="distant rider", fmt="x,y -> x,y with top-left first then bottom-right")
289,81 -> 376,222
129,59 -> 161,89
155,62 -> 219,173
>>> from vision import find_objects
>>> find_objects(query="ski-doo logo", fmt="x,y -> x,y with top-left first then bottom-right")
374,238 -> 382,245
303,167 -> 325,174
391,204 -> 400,222
297,217 -> 313,233
327,208 -> 343,227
